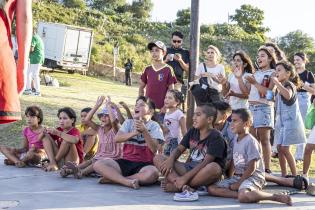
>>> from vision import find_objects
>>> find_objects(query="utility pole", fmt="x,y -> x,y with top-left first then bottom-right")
113,42 -> 119,80
186,0 -> 200,128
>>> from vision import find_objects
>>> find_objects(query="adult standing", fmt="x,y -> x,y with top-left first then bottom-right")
294,52 -> 315,161
195,45 -> 225,93
124,58 -> 133,86
24,28 -> 44,96
0,0 -> 32,124
165,31 -> 189,91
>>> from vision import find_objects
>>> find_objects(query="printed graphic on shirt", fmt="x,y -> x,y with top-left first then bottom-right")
233,152 -> 245,168
158,73 -> 164,81
189,138 -> 207,162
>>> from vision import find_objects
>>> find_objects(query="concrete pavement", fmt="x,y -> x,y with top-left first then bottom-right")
1,155 -> 315,210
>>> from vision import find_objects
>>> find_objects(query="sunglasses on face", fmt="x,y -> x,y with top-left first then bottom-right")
172,40 -> 182,43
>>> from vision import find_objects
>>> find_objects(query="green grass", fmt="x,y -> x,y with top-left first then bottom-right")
0,72 -> 138,147
0,72 -> 314,177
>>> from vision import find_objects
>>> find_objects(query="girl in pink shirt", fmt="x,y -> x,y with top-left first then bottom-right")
60,96 -> 122,179
0,106 -> 46,167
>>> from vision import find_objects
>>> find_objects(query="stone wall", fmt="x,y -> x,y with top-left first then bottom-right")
88,62 -> 141,84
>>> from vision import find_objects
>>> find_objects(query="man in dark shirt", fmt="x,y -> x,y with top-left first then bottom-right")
124,58 -> 133,86
165,31 -> 190,112
165,31 -> 190,91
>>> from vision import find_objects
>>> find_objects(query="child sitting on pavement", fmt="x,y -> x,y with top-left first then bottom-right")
77,107 -> 99,161
60,96 -> 122,178
154,104 -> 227,194
208,108 -> 292,206
0,106 -> 46,167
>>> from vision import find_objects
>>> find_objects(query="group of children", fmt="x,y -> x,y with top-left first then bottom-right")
2,40 -> 315,206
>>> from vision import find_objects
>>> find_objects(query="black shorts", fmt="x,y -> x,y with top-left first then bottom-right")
115,159 -> 152,177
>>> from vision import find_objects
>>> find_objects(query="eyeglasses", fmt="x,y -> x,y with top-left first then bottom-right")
172,40 -> 182,43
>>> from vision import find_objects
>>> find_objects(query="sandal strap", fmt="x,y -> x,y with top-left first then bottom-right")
293,175 -> 309,190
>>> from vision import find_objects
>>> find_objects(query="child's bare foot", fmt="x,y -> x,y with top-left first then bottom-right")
15,161 -> 26,168
160,179 -> 180,192
21,150 -> 35,163
45,163 -> 58,171
129,179 -> 140,190
4,159 -> 14,166
273,194 -> 292,206
98,177 -> 111,184
182,185 -> 195,192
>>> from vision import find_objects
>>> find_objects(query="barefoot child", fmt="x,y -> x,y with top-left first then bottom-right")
77,107 -> 99,161
154,104 -> 227,193
93,96 -> 164,189
162,90 -> 187,156
41,107 -> 84,171
272,61 -> 306,177
0,106 -> 46,167
60,96 -> 122,178
208,108 -> 292,206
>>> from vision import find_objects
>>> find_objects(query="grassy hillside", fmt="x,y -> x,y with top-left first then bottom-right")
32,2 -> 264,73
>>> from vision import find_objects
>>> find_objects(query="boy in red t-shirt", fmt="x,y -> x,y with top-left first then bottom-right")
139,41 -> 177,110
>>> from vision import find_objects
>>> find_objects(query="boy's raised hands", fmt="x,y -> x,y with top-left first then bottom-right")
96,96 -> 105,107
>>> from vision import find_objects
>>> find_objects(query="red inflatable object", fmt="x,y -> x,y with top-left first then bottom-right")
0,0 -> 21,124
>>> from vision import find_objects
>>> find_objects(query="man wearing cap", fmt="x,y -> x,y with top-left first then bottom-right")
165,31 -> 190,91
139,41 -> 177,110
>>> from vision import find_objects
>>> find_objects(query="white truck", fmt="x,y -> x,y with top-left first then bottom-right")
37,22 -> 93,73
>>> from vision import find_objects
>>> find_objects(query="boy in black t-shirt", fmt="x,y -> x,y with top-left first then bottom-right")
153,104 -> 227,192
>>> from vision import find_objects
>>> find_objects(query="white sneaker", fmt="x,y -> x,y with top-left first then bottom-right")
196,186 -> 208,196
173,190 -> 199,202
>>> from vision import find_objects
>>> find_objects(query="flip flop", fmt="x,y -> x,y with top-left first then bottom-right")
65,161 -> 82,179
15,161 -> 26,168
60,166 -> 73,178
4,159 -> 14,166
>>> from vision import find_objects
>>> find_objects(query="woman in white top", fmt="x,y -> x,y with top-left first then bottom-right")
195,45 -> 225,92
218,51 -> 254,110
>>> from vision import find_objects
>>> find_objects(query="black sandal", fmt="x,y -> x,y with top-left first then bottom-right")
285,175 -> 309,190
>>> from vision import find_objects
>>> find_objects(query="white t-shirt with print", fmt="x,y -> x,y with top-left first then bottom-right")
163,109 -> 184,143
228,72 -> 251,110
195,63 -> 225,92
248,69 -> 275,104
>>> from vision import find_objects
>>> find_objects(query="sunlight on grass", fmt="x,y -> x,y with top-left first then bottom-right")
0,72 -> 138,147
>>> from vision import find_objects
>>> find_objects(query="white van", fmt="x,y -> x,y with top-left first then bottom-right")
37,22 -> 93,73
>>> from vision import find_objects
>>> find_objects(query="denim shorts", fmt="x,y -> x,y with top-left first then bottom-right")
184,161 -> 200,171
163,138 -> 178,156
249,104 -> 274,129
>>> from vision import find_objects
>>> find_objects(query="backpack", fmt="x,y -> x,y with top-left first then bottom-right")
190,63 -> 222,106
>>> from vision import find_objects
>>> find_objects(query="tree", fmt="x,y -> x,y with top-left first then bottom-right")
175,8 -> 190,26
63,0 -> 86,9
229,4 -> 269,37
129,0 -> 153,19
278,30 -> 315,59
91,0 -> 126,11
